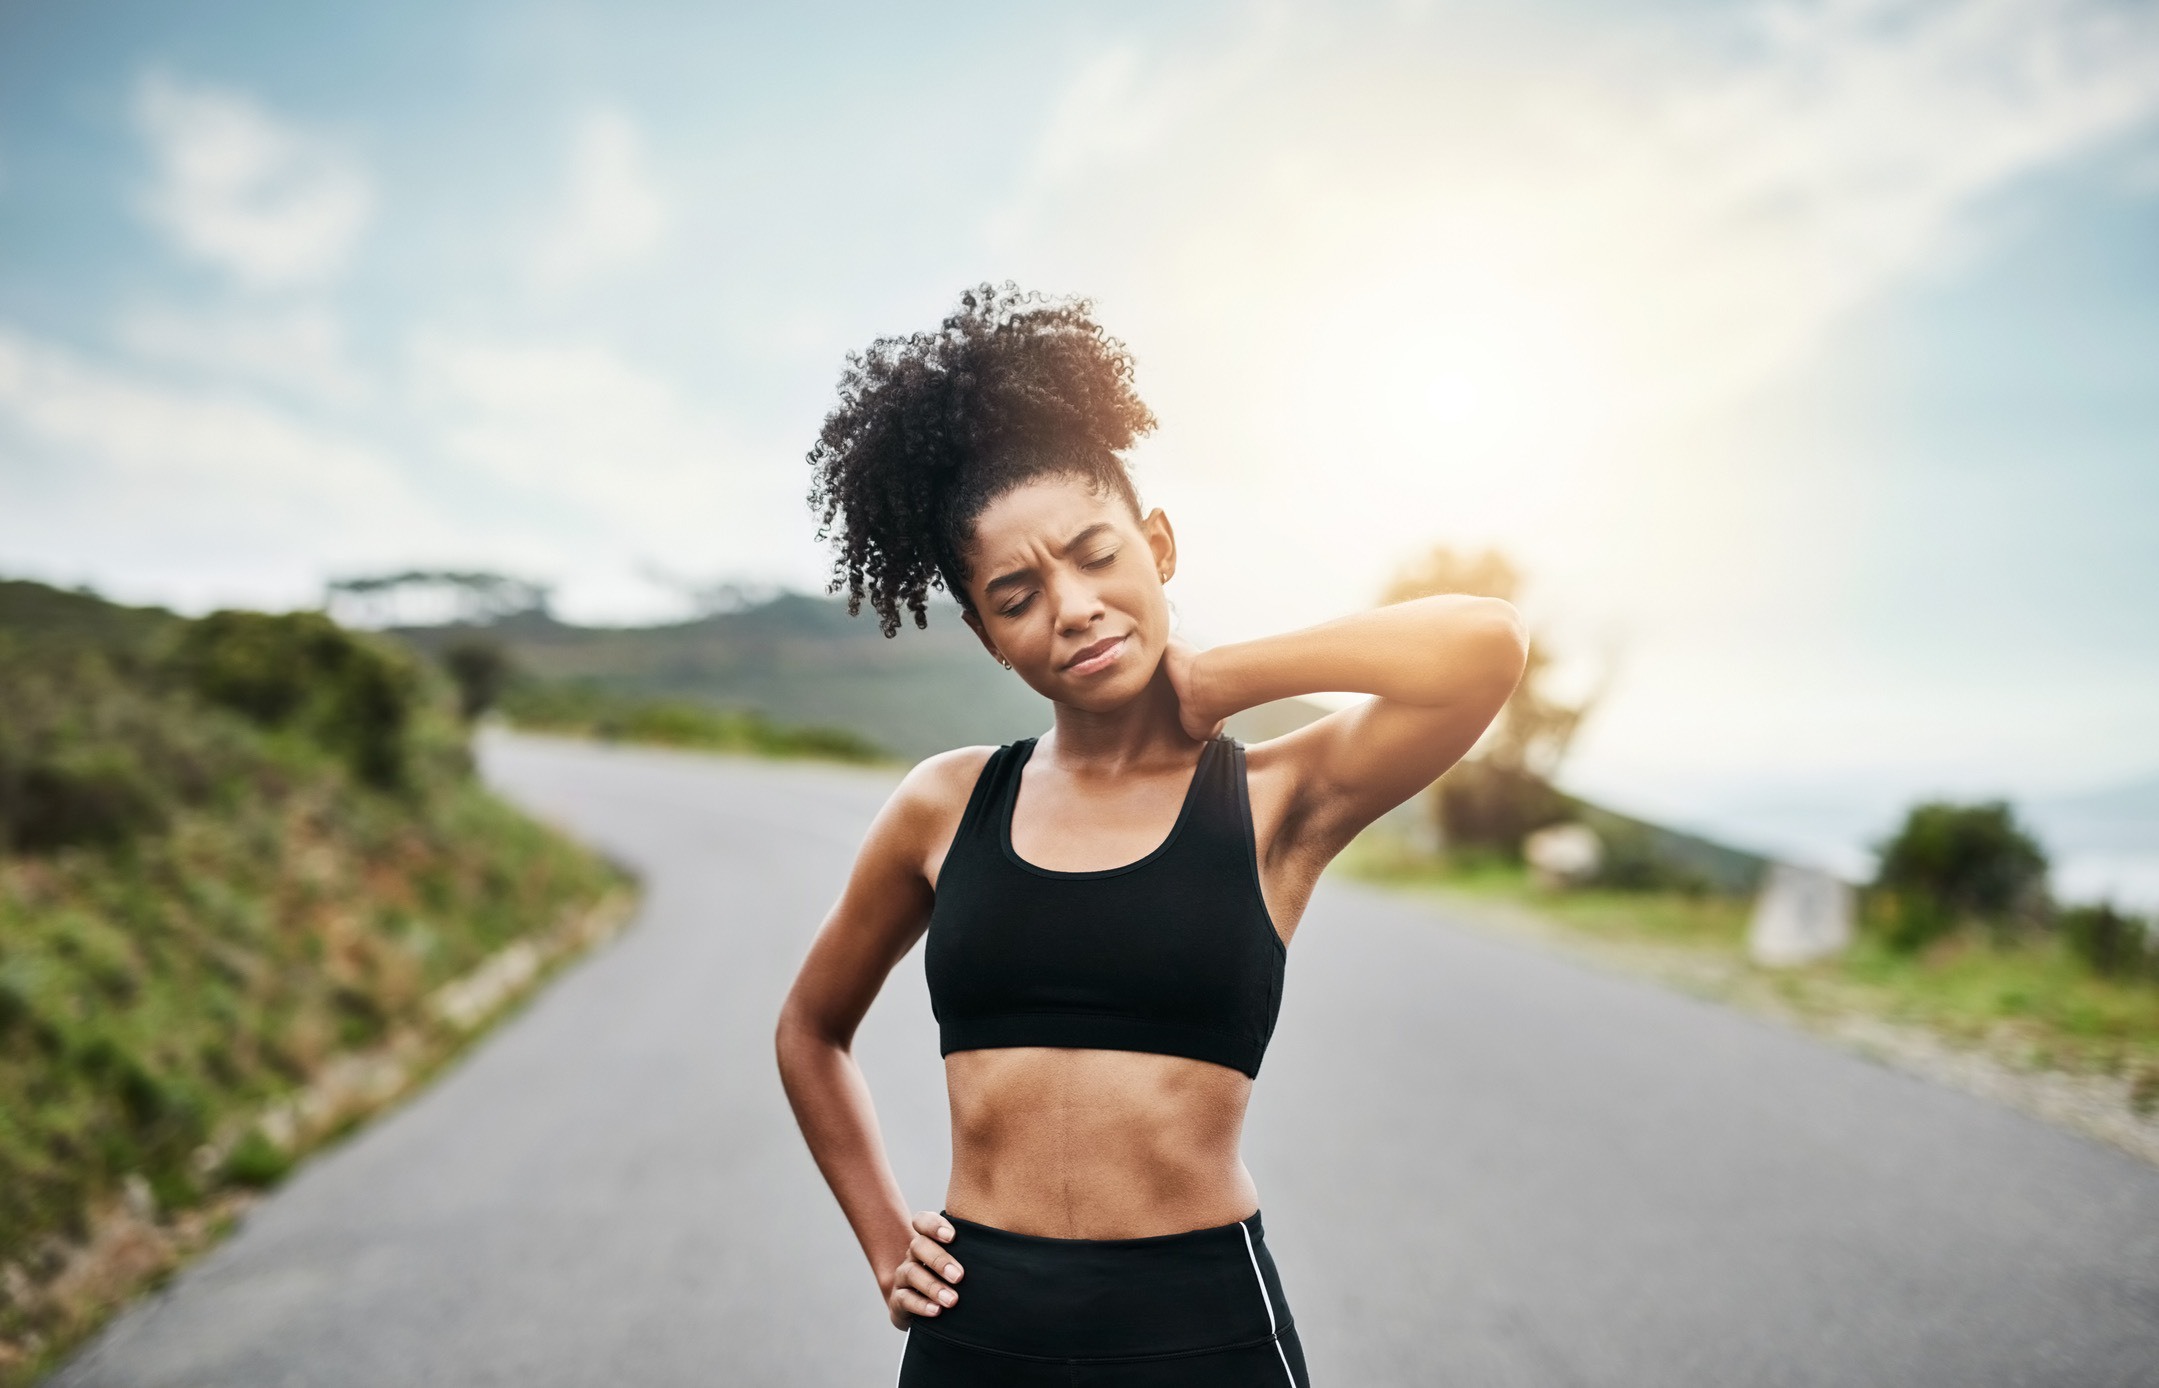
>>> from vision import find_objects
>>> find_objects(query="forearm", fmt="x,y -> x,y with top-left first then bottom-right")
1192,594 -> 1526,723
775,1016 -> 914,1289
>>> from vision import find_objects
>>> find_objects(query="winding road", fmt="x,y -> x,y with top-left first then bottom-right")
54,735 -> 2159,1386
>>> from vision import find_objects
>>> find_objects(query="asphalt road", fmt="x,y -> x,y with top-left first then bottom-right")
55,735 -> 2159,1387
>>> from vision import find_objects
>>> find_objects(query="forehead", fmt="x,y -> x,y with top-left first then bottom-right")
967,476 -> 1134,565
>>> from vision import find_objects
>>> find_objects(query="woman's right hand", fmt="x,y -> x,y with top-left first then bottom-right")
1163,636 -> 1225,742
885,1210 -> 965,1329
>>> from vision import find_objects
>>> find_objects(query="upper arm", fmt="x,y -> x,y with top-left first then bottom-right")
778,747 -> 992,1047
1262,603 -> 1526,858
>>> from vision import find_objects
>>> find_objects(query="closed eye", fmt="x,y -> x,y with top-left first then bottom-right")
1083,550 -> 1118,570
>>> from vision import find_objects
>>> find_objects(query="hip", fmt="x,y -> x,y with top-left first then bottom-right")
898,1210 -> 1308,1386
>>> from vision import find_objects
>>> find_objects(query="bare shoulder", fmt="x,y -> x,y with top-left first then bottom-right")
864,745 -> 994,889
895,745 -> 997,811
876,744 -> 997,844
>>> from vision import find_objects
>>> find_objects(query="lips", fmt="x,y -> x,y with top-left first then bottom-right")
1061,634 -> 1127,675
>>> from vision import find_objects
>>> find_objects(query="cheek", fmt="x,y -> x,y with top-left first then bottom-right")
1125,573 -> 1169,623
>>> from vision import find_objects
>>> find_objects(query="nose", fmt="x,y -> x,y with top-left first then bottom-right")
1048,571 -> 1105,635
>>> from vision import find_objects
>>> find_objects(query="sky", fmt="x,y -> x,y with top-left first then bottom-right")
2,0 -> 2156,894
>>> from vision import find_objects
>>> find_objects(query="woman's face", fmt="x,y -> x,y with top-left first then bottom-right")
960,475 -> 1177,712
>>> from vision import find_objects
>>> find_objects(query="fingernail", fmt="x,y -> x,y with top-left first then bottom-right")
925,1305 -> 940,1316
939,1289 -> 956,1306
945,1263 -> 961,1280
940,1226 -> 953,1240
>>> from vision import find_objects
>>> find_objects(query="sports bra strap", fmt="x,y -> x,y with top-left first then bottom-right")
951,741 -> 1024,845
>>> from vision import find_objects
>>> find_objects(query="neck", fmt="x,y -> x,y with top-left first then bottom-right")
1042,663 -> 1199,771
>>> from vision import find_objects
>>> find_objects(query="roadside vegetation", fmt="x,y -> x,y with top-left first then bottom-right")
0,581 -> 626,1382
1351,546 -> 2159,1135
493,677 -> 887,763
1350,837 -> 2159,1101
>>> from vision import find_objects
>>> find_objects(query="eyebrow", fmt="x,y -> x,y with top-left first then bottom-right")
982,523 -> 1119,595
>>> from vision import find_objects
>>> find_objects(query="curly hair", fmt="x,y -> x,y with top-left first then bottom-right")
807,283 -> 1158,637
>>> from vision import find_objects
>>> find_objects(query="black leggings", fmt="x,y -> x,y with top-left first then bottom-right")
896,1211 -> 1310,1386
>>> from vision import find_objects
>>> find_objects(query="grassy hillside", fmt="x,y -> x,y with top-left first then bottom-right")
0,581 -> 624,1380
497,680 -> 887,762
393,592 -> 1054,759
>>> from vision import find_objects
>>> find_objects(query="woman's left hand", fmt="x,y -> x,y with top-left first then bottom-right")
1163,636 -> 1225,742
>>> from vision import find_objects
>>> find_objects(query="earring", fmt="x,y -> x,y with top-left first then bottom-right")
996,654 -> 1012,669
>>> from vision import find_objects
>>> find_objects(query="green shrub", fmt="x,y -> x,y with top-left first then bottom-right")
1593,823 -> 1711,895
219,1129 -> 293,1189
440,637 -> 515,721
0,645 -> 224,853
2060,902 -> 2154,980
1872,801 -> 2048,952
12,747 -> 168,851
170,610 -> 420,788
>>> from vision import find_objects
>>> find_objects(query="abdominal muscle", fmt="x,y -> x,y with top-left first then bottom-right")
943,1046 -> 1259,1239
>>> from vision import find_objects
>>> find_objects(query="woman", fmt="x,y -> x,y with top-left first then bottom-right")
776,285 -> 1526,1385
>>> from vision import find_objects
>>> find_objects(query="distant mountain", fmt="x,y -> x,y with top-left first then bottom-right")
393,592 -> 1055,761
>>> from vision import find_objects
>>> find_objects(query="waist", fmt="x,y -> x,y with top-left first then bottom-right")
917,1211 -> 1294,1362
945,1047 -> 1256,1238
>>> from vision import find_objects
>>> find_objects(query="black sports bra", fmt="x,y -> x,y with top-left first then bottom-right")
924,736 -> 1287,1079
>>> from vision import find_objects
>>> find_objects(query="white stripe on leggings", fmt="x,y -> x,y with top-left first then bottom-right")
1238,1220 -> 1298,1386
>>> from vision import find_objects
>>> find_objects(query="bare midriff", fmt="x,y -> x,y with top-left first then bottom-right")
943,1046 -> 1259,1239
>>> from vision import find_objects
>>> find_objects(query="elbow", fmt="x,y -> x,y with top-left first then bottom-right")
774,994 -> 848,1077
774,997 -> 814,1077
1416,595 -> 1525,700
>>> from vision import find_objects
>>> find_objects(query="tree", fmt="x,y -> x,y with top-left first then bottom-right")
1382,546 -> 1599,854
324,571 -> 552,629
441,637 -> 516,722
169,610 -> 419,789
1872,800 -> 2049,952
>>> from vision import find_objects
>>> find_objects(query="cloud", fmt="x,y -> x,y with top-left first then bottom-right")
408,334 -> 815,594
0,326 -> 427,537
117,304 -> 371,405
988,0 -> 2159,598
998,0 -> 2159,414
529,108 -> 670,290
133,73 -> 373,291
0,321 -> 446,595
1600,0 -> 2159,404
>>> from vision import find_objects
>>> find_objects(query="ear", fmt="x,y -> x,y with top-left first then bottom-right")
960,608 -> 1005,665
1142,507 -> 1177,584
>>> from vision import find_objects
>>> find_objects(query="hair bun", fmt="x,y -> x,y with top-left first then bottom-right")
807,283 -> 1156,636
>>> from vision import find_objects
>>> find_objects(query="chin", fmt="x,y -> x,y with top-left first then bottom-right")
1052,649 -> 1160,710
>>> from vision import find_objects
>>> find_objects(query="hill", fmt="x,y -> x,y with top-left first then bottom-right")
0,580 -> 623,1380
392,593 -> 1054,760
